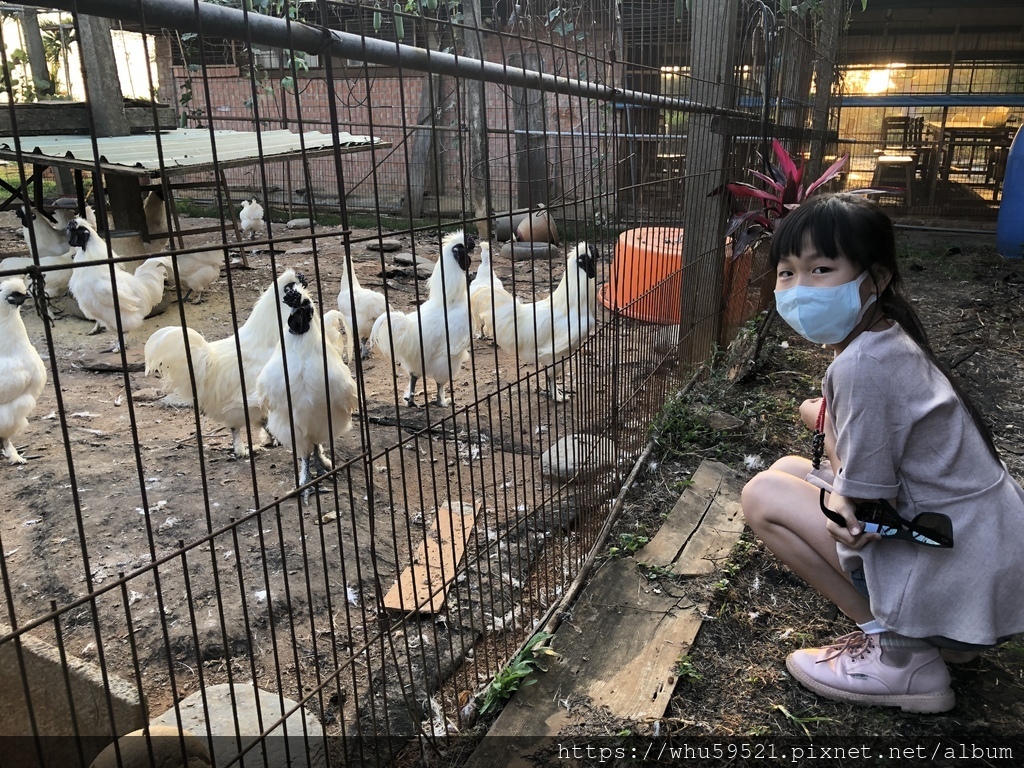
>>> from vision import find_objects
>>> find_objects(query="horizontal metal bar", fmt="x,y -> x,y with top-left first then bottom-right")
32,0 -> 751,118
841,93 -> 1024,107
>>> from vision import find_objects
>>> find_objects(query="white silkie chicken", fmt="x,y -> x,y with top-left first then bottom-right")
371,230 -> 475,407
6,207 -> 74,302
167,247 -> 224,304
477,242 -> 598,402
140,187 -> 222,302
240,199 -> 265,240
0,278 -> 46,465
255,281 -> 358,501
337,251 -> 389,361
16,206 -> 72,260
51,205 -> 98,230
144,269 -> 305,459
66,218 -> 171,352
468,241 -> 502,340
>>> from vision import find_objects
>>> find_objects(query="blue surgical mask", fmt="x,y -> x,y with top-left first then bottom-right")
775,271 -> 877,345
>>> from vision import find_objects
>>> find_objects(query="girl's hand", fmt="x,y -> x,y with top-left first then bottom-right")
824,492 -> 881,550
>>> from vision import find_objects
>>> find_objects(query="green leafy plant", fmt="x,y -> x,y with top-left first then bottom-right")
608,533 -> 649,558
674,654 -> 703,682
479,632 -> 557,715
716,138 -> 849,257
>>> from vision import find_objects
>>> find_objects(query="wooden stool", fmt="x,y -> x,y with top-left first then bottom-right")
872,155 -> 915,210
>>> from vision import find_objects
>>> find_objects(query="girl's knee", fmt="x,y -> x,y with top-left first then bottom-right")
741,470 -> 777,528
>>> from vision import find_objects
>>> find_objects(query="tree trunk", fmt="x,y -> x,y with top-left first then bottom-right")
403,22 -> 443,220
20,10 -> 52,99
461,0 -> 490,239
511,50 -> 549,211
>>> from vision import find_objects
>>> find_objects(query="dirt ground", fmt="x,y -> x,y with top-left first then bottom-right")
0,210 -> 605,729
576,227 -> 1024,762
5,214 -> 1023,761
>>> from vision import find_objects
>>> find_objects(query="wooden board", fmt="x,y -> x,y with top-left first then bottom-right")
464,460 -> 745,768
382,500 -> 477,614
640,460 -> 746,572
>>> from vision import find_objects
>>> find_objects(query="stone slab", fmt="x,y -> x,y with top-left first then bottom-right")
151,683 -> 326,768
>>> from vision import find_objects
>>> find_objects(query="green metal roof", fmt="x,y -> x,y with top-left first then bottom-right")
0,129 -> 384,176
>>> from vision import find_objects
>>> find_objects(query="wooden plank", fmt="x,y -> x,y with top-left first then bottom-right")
464,460 -> 746,767
0,103 -> 175,136
382,501 -> 477,614
640,459 -> 745,571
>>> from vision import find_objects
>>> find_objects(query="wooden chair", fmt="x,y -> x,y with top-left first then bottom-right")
872,116 -> 927,209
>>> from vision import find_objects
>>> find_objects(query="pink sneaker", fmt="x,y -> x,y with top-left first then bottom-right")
785,631 -> 955,713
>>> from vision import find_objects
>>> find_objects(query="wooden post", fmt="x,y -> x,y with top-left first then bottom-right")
677,0 -> 740,368
76,15 -> 130,137
77,15 -> 138,231
19,10 -> 52,98
511,51 -> 549,209
461,0 -> 490,239
808,0 -> 842,181
403,22 -> 443,220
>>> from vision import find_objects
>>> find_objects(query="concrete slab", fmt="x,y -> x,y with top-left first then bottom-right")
0,622 -> 147,768
151,684 -> 326,768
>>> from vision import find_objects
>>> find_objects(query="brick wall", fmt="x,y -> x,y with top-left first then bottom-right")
157,34 -> 614,218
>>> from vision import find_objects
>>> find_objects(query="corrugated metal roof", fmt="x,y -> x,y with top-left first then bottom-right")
0,129 -> 382,171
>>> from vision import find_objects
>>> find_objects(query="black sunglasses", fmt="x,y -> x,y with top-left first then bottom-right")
819,489 -> 954,549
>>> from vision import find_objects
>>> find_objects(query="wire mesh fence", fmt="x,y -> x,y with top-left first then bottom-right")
0,1 -> 842,766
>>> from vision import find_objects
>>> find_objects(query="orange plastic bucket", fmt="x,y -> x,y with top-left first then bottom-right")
598,227 -> 686,324
598,227 -> 754,326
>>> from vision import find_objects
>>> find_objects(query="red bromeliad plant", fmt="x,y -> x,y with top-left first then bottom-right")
720,138 -> 849,258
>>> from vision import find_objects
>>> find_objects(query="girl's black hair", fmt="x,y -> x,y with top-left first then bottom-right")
771,192 -> 1000,461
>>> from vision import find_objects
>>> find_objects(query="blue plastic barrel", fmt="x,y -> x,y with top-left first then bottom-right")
998,126 -> 1024,260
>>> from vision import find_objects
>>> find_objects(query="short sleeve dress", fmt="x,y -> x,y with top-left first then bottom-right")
821,323 -> 1024,646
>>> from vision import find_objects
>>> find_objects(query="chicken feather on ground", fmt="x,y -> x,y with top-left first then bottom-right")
0,278 -> 47,465
475,242 -> 597,402
144,269 -> 305,459
468,241 -> 502,340
255,283 -> 358,501
66,218 -> 171,352
337,251 -> 389,361
371,230 -> 475,407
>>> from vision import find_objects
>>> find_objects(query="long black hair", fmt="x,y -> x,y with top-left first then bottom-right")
771,193 -> 1000,461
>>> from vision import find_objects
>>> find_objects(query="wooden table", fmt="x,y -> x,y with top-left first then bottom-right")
928,122 -> 1015,188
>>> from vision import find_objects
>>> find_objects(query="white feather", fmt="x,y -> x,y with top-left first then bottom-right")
66,218 -> 170,346
240,199 -> 265,239
469,241 -> 503,339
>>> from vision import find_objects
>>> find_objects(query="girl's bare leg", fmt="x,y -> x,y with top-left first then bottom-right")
742,456 -> 873,624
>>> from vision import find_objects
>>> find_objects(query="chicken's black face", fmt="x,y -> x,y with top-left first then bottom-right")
576,244 -> 597,279
452,243 -> 472,273
465,234 -> 477,252
288,301 -> 314,335
5,289 -> 28,306
295,271 -> 308,289
15,207 -> 32,227
67,220 -> 91,248
283,281 -> 314,334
